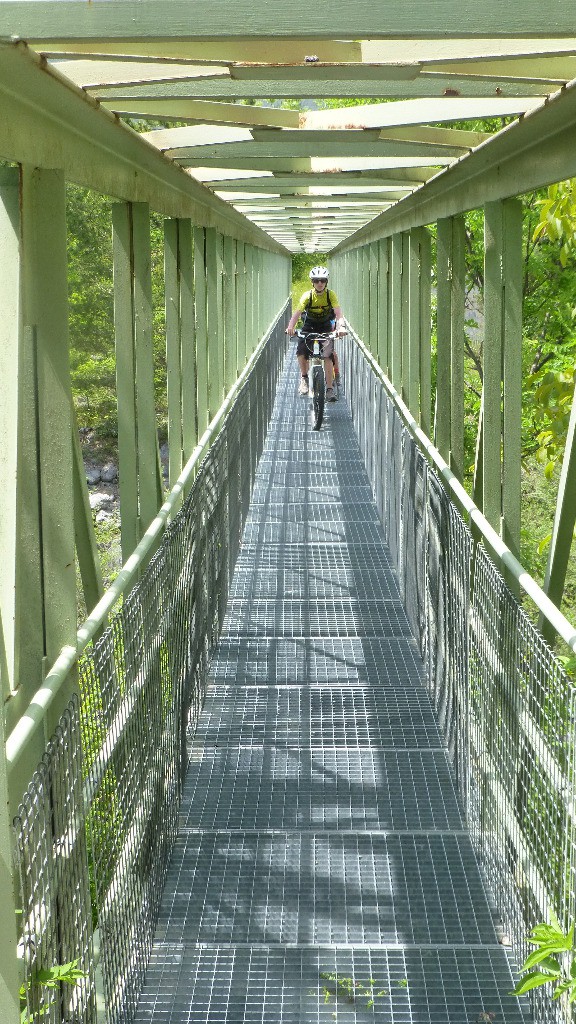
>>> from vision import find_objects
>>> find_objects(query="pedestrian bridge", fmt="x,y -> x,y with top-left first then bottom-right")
3,7 -> 576,1024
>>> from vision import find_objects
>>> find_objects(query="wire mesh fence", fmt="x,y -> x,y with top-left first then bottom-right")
14,697 -> 96,1024
341,333 -> 576,1024
13,312 -> 287,1024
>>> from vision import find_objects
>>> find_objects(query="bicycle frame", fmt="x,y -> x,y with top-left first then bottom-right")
297,330 -> 336,430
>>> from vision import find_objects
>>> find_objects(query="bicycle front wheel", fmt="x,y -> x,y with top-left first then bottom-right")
311,365 -> 325,430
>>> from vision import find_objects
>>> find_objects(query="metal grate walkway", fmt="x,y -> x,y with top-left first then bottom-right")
135,347 -> 531,1023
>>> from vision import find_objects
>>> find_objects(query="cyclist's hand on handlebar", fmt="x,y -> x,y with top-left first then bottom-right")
285,325 -> 296,336
336,327 -> 347,337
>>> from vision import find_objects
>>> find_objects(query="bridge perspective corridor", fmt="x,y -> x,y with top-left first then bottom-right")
135,345 -> 531,1024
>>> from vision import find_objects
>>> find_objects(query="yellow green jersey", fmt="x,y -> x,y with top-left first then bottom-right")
297,286 -> 339,321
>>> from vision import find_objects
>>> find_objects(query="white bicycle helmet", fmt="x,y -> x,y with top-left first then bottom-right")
309,266 -> 329,280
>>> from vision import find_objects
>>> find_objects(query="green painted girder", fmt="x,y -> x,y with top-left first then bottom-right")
0,40 -> 287,253
163,137 -> 466,160
234,197 -> 395,208
103,97 -> 301,128
4,1 -> 576,37
90,75 -> 553,100
182,158 -> 444,172
206,173 -> 431,189
35,35 -> 576,63
303,96 -> 538,129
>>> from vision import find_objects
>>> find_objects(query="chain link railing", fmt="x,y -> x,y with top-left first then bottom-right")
13,310 -> 288,1024
342,331 -> 576,1024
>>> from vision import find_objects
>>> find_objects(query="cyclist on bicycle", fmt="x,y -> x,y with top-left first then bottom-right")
285,266 -> 346,402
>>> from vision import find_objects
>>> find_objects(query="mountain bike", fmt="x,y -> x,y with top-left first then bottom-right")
297,329 -> 339,430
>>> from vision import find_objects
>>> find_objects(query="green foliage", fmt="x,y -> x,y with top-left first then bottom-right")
512,914 -> 576,1004
20,958 -> 86,1023
315,972 -> 392,1012
312,972 -> 408,1017
534,181 -> 576,268
67,185 -> 168,441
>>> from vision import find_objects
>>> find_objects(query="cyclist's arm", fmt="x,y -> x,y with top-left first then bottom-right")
285,307 -> 303,335
334,306 -> 347,335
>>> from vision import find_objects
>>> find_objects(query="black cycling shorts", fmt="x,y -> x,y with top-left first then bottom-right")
296,318 -> 333,356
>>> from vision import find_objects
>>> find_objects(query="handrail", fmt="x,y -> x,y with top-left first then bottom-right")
5,301 -> 289,771
351,328 -> 576,655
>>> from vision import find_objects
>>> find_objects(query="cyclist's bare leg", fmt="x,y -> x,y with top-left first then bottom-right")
297,353 -> 309,376
325,359 -> 334,389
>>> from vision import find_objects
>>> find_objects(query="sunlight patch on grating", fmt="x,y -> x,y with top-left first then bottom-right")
154,832 -> 499,946
179,748 -> 464,831
208,637 -> 426,686
193,687 -> 443,748
222,599 -> 412,637
136,946 -> 531,1024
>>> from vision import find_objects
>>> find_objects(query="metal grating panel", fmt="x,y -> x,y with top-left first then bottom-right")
179,748 -> 464,831
136,945 -> 531,1024
222,599 -> 412,638
194,687 -> 445,748
155,832 -> 499,946
208,636 -> 427,687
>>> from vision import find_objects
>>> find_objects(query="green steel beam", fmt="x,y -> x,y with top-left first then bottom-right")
483,202 -> 503,533
179,218 -> 197,462
223,234 -> 237,392
406,231 -> 420,417
377,238 -> 389,372
165,218 -> 197,484
90,74 -> 552,101
435,218 -> 452,462
193,227 -> 209,435
208,172 -> 433,189
449,216 -> 465,481
72,403 -> 104,613
389,234 -> 403,391
164,218 -> 185,486
236,240 -> 247,370
501,199 -> 523,560
21,167 -> 77,740
166,137 -> 466,160
0,41 -> 286,253
4,1 -> 574,37
205,227 -> 225,413
417,228 -> 432,436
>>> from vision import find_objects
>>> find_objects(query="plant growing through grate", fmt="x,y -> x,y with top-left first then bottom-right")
19,957 -> 87,1024
512,913 -> 576,1004
313,972 -> 408,1014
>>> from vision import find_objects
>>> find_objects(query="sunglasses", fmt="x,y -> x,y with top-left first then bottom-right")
311,278 -> 327,283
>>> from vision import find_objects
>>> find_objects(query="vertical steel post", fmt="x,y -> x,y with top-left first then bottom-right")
236,240 -> 247,370
406,229 -> 421,418
377,237 -> 389,373
164,218 -> 184,486
205,226 -> 221,417
483,202 -> 503,532
369,241 -> 378,355
502,199 -> 523,560
223,234 -> 236,393
193,226 -> 209,435
390,234 -> 403,392
0,170 -> 38,1024
435,218 -> 452,462
418,227 -> 432,436
113,202 -> 162,557
21,167 -> 76,733
450,216 -> 466,481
